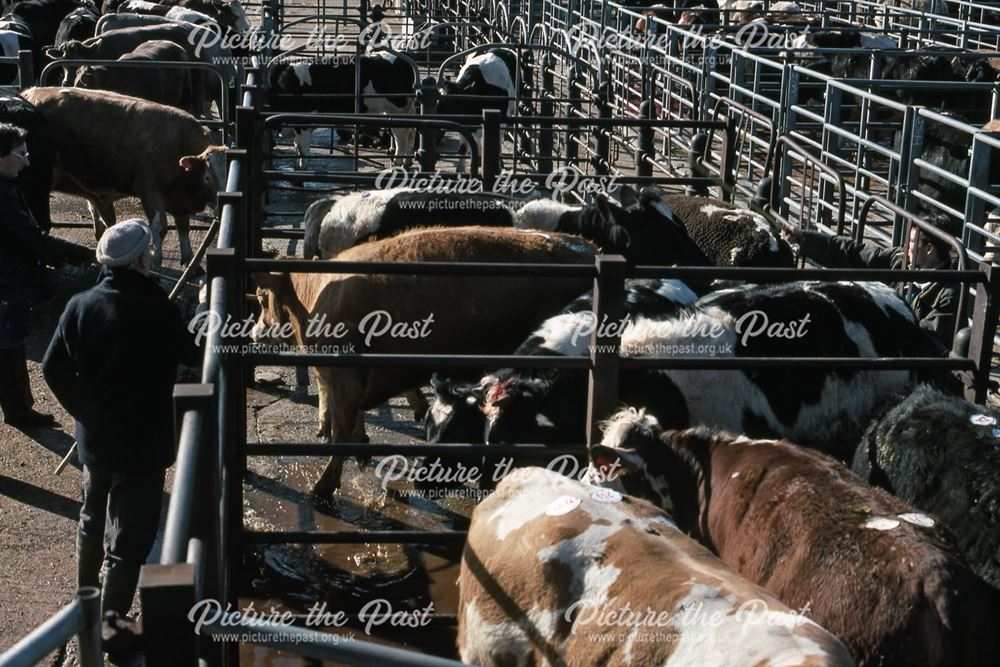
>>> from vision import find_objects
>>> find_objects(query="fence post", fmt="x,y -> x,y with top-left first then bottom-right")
538,56 -> 554,175
566,65 -> 582,182
636,100 -> 653,178
966,262 -> 1000,403
594,80 -> 611,175
586,255 -> 627,446
16,50 -> 32,90
966,133 -> 995,256
76,587 -> 102,667
139,564 -> 198,667
417,76 -> 440,172
482,109 -> 502,190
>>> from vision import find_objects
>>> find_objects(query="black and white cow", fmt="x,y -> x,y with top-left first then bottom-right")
4,0 -> 93,49
436,47 -> 527,170
426,277 -> 701,446
301,185 -> 710,264
431,281 -> 956,461
267,53 -> 417,169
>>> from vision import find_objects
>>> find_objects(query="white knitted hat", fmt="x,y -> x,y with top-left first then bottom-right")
95,220 -> 151,267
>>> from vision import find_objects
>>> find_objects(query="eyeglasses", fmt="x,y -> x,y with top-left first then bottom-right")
10,151 -> 28,161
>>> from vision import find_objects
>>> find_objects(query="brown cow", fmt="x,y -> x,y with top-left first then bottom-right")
460,466 -> 855,666
589,409 -> 1000,666
252,226 -> 598,496
21,86 -> 225,269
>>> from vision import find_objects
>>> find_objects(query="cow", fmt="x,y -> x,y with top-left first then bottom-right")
301,185 -> 712,265
853,384 -> 1000,589
73,40 -> 195,114
460,466 -> 855,667
0,94 -> 53,231
115,1 -> 221,31
3,0 -> 93,49
426,277 -> 701,447
22,86 -> 226,268
618,186 -> 795,267
52,3 -> 94,44
267,54 -> 417,170
251,227 -> 598,496
153,0 -> 249,36
301,188 -> 519,259
436,47 -> 527,171
0,14 -> 39,84
899,115 -> 1000,219
589,412 -> 1000,665
437,281 -> 955,459
46,23 -> 231,113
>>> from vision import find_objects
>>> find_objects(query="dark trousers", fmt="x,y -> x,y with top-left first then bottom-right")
0,344 -> 33,421
79,464 -> 165,613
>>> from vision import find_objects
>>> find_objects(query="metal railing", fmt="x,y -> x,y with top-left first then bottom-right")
0,589 -> 102,667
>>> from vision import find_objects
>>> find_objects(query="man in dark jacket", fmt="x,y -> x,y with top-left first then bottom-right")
786,219 -> 958,348
0,122 -> 93,427
42,220 -> 201,618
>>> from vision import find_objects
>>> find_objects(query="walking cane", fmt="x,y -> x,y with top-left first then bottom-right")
54,442 -> 77,475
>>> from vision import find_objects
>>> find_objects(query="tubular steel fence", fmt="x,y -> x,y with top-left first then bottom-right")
8,1 -> 1000,665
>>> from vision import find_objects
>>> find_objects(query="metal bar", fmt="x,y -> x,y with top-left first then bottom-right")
200,618 -> 466,667
246,440 -> 584,455
0,592 -> 94,667
243,531 -> 467,545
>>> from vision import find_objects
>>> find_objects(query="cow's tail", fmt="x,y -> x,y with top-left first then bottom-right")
303,197 -> 338,259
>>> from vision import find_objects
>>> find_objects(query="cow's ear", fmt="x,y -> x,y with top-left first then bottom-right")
179,155 -> 205,172
589,444 -> 643,475
253,271 -> 285,293
595,193 -> 612,219
617,184 -> 639,209
46,46 -> 65,60
430,373 -> 449,395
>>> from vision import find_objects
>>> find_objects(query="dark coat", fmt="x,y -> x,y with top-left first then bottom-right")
0,178 -> 92,347
798,231 -> 958,348
42,267 -> 201,473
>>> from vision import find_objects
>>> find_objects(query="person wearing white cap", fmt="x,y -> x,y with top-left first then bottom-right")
42,218 -> 201,624
0,122 -> 93,428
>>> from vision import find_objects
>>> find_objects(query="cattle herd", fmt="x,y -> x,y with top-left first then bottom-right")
7,0 -> 1000,664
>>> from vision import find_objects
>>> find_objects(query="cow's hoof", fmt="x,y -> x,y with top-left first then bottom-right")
310,478 -> 339,500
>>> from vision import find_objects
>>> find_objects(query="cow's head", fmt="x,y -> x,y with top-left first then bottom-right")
179,145 -> 227,209
481,375 -> 574,446
435,78 -> 470,117
251,271 -> 293,343
602,186 -> 710,265
72,65 -> 101,90
223,0 -> 251,34
425,373 -> 488,444
587,408 -> 672,507
47,40 -> 91,85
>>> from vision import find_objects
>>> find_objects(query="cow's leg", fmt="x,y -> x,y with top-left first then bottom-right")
88,197 -> 116,240
293,129 -> 313,171
315,368 -> 331,439
173,214 -> 196,268
140,197 -> 168,271
391,127 -> 416,168
404,389 -> 428,421
312,370 -> 362,497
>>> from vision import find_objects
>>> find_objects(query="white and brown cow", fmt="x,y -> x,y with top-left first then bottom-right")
252,226 -> 598,496
460,466 -> 855,666
21,86 -> 225,268
589,411 -> 1000,666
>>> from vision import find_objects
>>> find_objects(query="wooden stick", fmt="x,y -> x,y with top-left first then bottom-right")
54,442 -> 77,476
169,218 -> 221,303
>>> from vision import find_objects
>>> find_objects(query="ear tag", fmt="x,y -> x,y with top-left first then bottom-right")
546,495 -> 581,516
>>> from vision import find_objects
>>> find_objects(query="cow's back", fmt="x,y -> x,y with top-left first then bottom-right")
21,86 -> 211,195
706,435 -> 999,665
461,467 -> 854,666
853,384 -> 1000,589
294,227 -> 596,403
